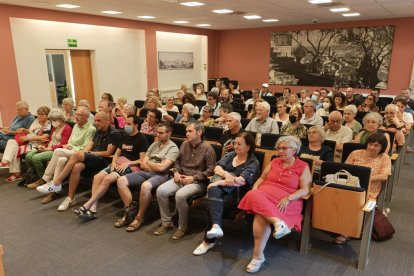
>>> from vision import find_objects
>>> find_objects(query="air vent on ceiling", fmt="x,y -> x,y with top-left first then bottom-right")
230,11 -> 247,15
316,1 -> 344,7
159,0 -> 182,3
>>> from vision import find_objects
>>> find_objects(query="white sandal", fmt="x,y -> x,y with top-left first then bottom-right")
246,256 -> 265,273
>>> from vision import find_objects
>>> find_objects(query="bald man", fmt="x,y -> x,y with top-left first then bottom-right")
37,112 -> 121,211
324,111 -> 353,161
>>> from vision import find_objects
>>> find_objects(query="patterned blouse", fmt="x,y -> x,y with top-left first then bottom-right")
140,121 -> 157,135
280,122 -> 307,139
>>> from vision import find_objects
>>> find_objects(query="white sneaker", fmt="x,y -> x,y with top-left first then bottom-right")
246,256 -> 265,273
206,226 -> 224,239
36,182 -> 62,194
193,242 -> 215,256
273,221 -> 291,239
57,197 -> 77,211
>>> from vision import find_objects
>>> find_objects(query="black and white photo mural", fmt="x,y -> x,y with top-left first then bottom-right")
269,26 -> 395,89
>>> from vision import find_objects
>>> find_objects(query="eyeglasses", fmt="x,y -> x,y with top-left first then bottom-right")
147,114 -> 157,119
276,146 -> 293,151
277,106 -> 284,109
367,143 -> 382,148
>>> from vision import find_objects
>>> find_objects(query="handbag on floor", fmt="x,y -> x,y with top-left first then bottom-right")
372,209 -> 395,241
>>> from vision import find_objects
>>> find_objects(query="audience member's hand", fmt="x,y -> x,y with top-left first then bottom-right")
181,175 -> 194,185
174,172 -> 181,183
115,162 -> 129,173
277,197 -> 290,212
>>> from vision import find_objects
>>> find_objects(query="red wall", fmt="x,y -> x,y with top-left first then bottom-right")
0,4 -> 219,124
217,17 -> 414,95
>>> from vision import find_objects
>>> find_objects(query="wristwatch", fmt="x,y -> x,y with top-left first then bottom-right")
287,195 -> 292,202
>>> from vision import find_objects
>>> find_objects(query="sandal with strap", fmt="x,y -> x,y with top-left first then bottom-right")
5,174 -> 23,183
73,206 -> 87,216
79,210 -> 97,220
126,217 -> 145,232
114,218 -> 127,228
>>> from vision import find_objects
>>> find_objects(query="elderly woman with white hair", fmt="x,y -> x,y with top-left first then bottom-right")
380,104 -> 406,147
238,136 -> 312,273
299,125 -> 333,179
343,105 -> 362,138
24,109 -> 73,188
175,103 -> 196,124
220,112 -> 244,154
354,112 -> 391,154
62,97 -> 75,122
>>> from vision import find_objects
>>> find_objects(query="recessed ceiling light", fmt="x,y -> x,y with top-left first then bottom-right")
101,10 -> 123,15
308,0 -> 332,4
212,9 -> 233,14
137,15 -> 156,19
342,12 -> 360,17
263,19 -> 279,22
173,20 -> 190,24
56,4 -> 80,9
196,23 -> 211,27
180,2 -> 205,7
330,7 -> 350,12
244,15 -> 262,20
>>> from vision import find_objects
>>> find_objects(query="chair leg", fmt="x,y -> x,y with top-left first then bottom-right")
300,198 -> 312,254
358,210 -> 374,271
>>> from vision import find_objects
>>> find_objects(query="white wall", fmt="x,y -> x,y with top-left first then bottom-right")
10,18 -> 147,112
156,31 -> 207,93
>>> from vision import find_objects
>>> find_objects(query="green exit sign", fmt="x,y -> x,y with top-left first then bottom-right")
67,39 -> 78,47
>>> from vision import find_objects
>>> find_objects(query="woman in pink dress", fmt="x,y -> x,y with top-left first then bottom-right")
238,136 -> 312,273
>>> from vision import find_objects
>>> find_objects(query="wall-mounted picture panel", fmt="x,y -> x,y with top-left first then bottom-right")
158,51 -> 194,70
269,26 -> 395,89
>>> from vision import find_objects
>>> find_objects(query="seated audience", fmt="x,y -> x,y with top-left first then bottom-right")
112,123 -> 178,229
77,99 -> 95,125
393,97 -> 413,133
62,97 -> 76,123
220,89 -> 233,104
324,111 -> 353,161
381,104 -> 405,147
210,79 -> 222,93
401,88 -> 414,110
175,89 -> 185,105
214,103 -> 232,129
299,125 -> 333,179
25,109 -> 72,188
355,112 -> 391,154
73,115 -> 149,219
220,112 -> 244,154
333,92 -> 347,111
0,101 -> 35,152
182,93 -> 200,114
316,96 -> 335,117
238,136 -> 312,273
274,101 -> 289,126
343,105 -> 362,138
198,105 -> 215,127
260,83 -> 272,97
277,87 -> 291,102
228,81 -> 239,94
101,92 -> 114,102
175,104 -> 196,124
193,132 -> 260,256
299,89 -> 309,103
247,99 -> 265,120
141,108 -> 162,135
245,101 -> 279,145
287,94 -> 301,110
162,96 -> 179,113
280,106 -> 307,139
345,87 -> 363,107
335,133 -> 391,245
201,92 -> 221,116
155,121 -> 215,240
300,99 -> 323,126
194,83 -> 207,101
37,112 -> 120,212
140,96 -> 174,123
244,88 -> 260,111
358,94 -> 379,113
0,106 -> 51,182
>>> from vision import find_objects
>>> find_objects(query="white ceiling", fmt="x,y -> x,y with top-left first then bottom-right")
1,0 -> 414,30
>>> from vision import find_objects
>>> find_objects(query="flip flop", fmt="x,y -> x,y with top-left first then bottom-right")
5,174 -> 23,183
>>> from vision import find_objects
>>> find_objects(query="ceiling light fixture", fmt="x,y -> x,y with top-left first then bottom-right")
244,15 -> 262,20
101,11 -> 123,15
173,20 -> 190,24
212,9 -> 233,14
180,2 -> 205,7
196,24 -> 211,27
56,4 -> 80,9
308,0 -> 332,4
342,12 -> 360,17
262,19 -> 279,22
137,15 -> 156,19
330,7 -> 350,12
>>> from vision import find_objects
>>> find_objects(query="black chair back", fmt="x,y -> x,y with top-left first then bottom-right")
253,150 -> 266,170
138,108 -> 149,118
170,137 -> 184,149
240,118 -> 250,129
171,122 -> 186,138
322,139 -> 336,152
341,142 -> 366,163
233,93 -> 242,99
234,109 -> 248,118
378,129 -> 395,156
259,133 -> 281,150
166,110 -> 178,120
210,143 -> 223,162
204,126 -> 224,142
320,161 -> 371,191
143,133 -> 155,145
134,100 -> 145,109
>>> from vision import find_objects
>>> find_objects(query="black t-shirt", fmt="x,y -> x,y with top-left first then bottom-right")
119,132 -> 149,161
220,129 -> 244,154
92,126 -> 121,152
299,145 -> 334,163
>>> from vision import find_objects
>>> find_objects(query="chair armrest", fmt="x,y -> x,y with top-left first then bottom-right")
362,199 -> 376,212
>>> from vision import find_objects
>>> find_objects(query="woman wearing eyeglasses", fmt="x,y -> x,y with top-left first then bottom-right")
274,100 -> 289,126
358,94 -> 380,113
238,136 -> 312,273
354,112 -> 391,154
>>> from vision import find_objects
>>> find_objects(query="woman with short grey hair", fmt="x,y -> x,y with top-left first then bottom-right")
62,97 -> 75,122
343,104 -> 362,138
355,112 -> 390,154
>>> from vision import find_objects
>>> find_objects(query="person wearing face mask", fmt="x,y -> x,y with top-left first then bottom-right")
280,106 -> 307,139
316,96 -> 335,117
24,109 -> 72,188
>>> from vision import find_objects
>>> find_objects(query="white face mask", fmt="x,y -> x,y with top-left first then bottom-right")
52,121 -> 60,128
322,102 -> 330,109
311,95 -> 318,101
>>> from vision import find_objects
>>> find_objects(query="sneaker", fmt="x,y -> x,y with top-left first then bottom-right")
193,242 -> 215,256
172,228 -> 186,240
154,224 -> 175,236
27,179 -> 46,189
273,221 -> 291,239
40,193 -> 59,204
246,256 -> 266,273
57,197 -> 77,211
206,226 -> 224,239
36,182 -> 62,194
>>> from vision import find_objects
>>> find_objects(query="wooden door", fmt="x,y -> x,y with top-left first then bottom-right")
70,50 -> 96,111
